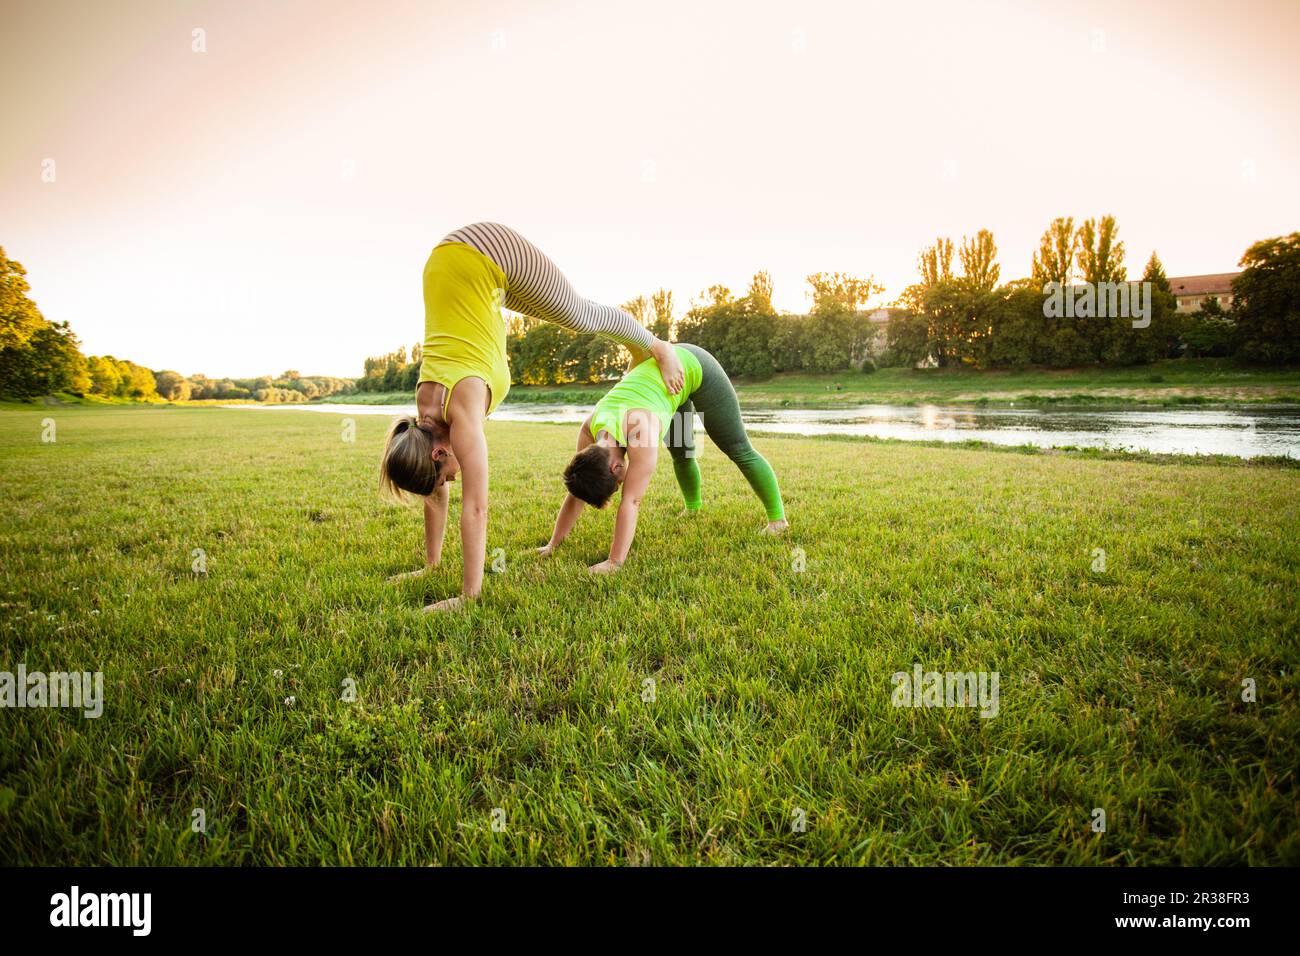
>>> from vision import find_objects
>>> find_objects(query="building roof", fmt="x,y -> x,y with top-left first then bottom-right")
1167,272 -> 1238,297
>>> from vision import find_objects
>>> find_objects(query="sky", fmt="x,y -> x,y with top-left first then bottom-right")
1,0 -> 1297,379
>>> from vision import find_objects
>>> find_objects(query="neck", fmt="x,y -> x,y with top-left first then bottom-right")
596,433 -> 626,459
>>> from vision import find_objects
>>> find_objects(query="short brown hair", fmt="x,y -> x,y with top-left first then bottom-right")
379,415 -> 443,501
564,445 -> 617,507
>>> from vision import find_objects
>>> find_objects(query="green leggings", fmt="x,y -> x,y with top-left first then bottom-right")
666,343 -> 785,522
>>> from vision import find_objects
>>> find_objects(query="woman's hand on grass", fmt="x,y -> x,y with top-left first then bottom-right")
761,519 -> 789,535
536,543 -> 555,558
423,594 -> 469,613
651,339 -> 685,395
387,566 -> 431,583
588,559 -> 622,575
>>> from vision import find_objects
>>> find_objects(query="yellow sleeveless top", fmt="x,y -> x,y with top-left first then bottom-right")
418,241 -> 511,416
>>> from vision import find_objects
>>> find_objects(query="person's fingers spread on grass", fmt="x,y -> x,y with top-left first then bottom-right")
536,544 -> 554,558
762,519 -> 789,535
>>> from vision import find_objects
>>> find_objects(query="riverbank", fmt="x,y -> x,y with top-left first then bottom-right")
2,405 -> 1297,864
320,359 -> 1300,410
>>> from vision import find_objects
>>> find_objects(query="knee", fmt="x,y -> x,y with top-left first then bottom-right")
723,443 -> 760,465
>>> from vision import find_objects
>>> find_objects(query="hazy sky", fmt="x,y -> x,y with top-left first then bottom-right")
2,0 -> 1296,378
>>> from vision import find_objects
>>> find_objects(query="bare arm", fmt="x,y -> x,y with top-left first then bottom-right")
381,381 -> 448,583
604,444 -> 656,568
594,412 -> 659,571
424,482 -> 450,565
387,481 -> 450,583
543,495 -> 586,554
424,379 -> 490,610
541,419 -> 596,555
416,380 -> 441,426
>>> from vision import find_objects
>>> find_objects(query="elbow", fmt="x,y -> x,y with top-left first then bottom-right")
463,500 -> 488,521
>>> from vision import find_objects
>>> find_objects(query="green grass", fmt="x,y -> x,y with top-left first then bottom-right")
321,359 -> 1300,410
1,405 -> 1297,865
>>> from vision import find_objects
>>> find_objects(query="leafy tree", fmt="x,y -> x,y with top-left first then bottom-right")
677,289 -> 778,378
0,249 -> 95,398
620,296 -> 651,329
1232,232 -> 1300,363
650,288 -> 675,341
1031,217 -> 1075,287
120,360 -> 159,399
154,370 -> 192,401
805,272 -> 881,312
1182,298 -> 1238,358
0,320 -> 87,397
801,307 -> 864,372
0,247 -> 46,352
958,230 -> 1000,292
1075,215 -> 1126,284
770,317 -> 806,373
88,356 -> 123,396
917,238 -> 954,290
985,282 -> 1045,369
1069,216 -> 1128,364
505,318 -> 622,385
1143,251 -> 1171,295
881,310 -> 931,367
698,285 -> 733,308
1133,251 -> 1182,362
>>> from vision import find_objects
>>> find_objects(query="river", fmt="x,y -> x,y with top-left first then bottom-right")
224,401 -> 1300,459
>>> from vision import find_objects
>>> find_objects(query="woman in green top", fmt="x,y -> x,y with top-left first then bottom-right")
539,342 -> 787,573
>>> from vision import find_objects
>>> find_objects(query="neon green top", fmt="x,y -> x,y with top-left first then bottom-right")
418,241 -> 511,416
589,345 -> 702,444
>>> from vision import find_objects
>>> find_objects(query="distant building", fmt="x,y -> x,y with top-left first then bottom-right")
865,307 -> 905,356
1167,273 -> 1239,314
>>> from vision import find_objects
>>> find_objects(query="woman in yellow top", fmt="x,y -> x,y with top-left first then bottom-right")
379,222 -> 685,612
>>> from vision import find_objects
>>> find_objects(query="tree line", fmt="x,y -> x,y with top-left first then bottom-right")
0,248 -> 352,402
8,223 -> 1295,403
883,219 -> 1298,369
354,221 -> 1296,391
353,271 -> 891,392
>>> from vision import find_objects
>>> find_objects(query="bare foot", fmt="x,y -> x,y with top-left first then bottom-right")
423,595 -> 468,613
388,566 -> 431,583
652,340 -> 685,395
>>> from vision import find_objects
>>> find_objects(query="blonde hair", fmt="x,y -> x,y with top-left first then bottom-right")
379,415 -> 441,501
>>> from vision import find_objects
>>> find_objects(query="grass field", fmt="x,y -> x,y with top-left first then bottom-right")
327,359 -> 1300,409
1,404 -> 1298,865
